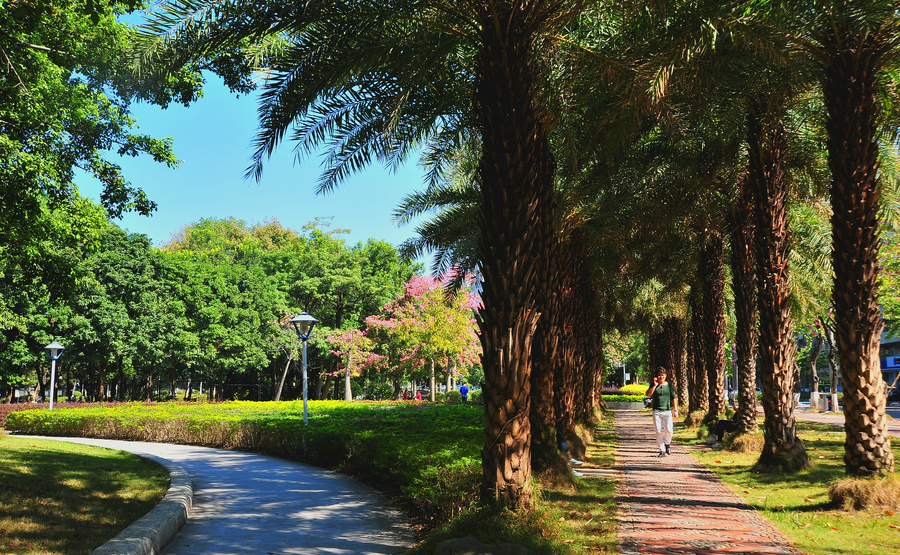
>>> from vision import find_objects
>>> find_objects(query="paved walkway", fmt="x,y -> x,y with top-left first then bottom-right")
32,437 -> 414,554
613,409 -> 801,555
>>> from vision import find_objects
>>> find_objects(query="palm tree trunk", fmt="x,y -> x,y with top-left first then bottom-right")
731,176 -> 759,434
701,232 -> 726,422
476,0 -> 555,508
688,284 -> 708,414
808,334 -> 824,410
748,104 -> 807,470
824,27 -> 894,475
664,317 -> 688,413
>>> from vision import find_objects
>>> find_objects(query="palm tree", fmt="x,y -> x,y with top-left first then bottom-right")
139,0 -> 596,508
811,2 -> 899,475
730,176 -> 759,435
747,102 -> 808,469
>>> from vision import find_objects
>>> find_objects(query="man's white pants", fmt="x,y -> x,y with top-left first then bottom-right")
653,410 -> 673,452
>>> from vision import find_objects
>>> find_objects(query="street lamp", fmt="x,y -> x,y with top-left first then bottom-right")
290,312 -> 318,425
44,342 -> 65,410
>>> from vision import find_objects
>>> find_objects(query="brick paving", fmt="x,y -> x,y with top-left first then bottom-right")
614,409 -> 802,555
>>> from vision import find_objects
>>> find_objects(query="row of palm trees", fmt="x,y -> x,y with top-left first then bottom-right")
136,1 -> 899,508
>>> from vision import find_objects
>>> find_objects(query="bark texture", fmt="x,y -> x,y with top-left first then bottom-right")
747,105 -> 807,470
730,177 -> 759,434
701,232 -> 726,421
477,0 -> 557,507
824,25 -> 894,475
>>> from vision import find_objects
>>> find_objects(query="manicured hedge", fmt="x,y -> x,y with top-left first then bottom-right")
5,400 -> 484,523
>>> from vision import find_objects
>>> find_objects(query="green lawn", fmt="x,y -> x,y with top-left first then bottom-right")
677,418 -> 900,555
0,435 -> 168,555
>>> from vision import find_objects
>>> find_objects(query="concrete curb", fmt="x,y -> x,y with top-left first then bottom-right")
91,455 -> 193,555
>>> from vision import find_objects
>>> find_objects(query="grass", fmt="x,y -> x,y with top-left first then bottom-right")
0,435 -> 169,554
4,401 -> 620,554
406,411 -> 620,554
676,416 -> 900,555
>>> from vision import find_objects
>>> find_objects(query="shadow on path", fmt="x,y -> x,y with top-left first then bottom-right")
614,410 -> 801,555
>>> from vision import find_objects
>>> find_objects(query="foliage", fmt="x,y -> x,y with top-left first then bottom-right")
0,0 -> 201,258
619,384 -> 650,396
361,275 -> 480,394
0,435 -> 168,554
5,401 -> 484,524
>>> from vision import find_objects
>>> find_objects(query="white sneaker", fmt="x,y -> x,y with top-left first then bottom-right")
568,458 -> 583,465
705,435 -> 717,444
571,469 -> 583,477
711,441 -> 722,449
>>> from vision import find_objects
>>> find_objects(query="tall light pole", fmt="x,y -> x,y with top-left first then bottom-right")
44,342 -> 65,410
290,312 -> 318,425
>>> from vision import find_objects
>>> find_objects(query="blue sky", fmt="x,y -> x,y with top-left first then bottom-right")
80,77 -> 431,263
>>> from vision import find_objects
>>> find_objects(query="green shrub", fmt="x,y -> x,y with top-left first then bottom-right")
405,457 -> 480,522
445,390 -> 463,403
434,392 -> 446,402
603,394 -> 644,403
620,384 -> 649,396
468,389 -> 483,404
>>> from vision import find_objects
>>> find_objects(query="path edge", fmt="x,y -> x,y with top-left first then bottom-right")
91,453 -> 193,555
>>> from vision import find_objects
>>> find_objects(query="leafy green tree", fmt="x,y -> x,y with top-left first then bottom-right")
0,0 -> 202,256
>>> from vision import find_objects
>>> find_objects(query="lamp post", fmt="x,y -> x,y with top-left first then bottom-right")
290,312 -> 318,425
44,342 -> 65,410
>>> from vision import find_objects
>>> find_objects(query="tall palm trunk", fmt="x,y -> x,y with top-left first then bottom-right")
731,176 -> 759,434
664,317 -> 688,412
476,0 -> 556,508
748,105 -> 807,470
701,232 -> 726,422
823,25 -> 894,475
530,233 -> 563,472
687,285 -> 708,414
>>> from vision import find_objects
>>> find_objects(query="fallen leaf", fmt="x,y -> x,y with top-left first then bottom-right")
563,539 -> 575,544
889,525 -> 900,529
885,510 -> 895,516
715,460 -> 722,463
743,490 -> 751,494
804,498 -> 815,502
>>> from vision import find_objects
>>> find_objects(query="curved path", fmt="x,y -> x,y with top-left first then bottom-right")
30,437 -> 414,555
613,410 -> 801,555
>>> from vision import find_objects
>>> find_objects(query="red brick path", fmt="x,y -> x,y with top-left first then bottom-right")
614,409 -> 802,555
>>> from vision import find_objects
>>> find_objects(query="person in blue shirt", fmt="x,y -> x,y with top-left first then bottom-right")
459,382 -> 469,402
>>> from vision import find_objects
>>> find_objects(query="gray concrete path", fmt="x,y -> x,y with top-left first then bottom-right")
32,437 -> 414,555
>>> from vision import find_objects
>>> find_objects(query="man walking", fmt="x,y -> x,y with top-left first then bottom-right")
646,367 -> 678,457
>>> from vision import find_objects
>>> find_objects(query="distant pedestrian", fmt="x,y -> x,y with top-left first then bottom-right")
415,390 -> 422,401
646,366 -> 678,457
459,382 -> 469,402
402,390 -> 409,401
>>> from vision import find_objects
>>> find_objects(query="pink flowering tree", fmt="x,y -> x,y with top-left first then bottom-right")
362,275 -> 481,400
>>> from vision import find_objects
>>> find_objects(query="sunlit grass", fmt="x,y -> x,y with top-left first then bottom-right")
0,436 -> 168,555
676,417 -> 900,555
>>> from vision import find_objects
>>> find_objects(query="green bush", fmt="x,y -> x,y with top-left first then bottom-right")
445,390 -> 463,403
620,384 -> 649,396
603,394 -> 644,403
468,389 -> 483,404
4,400 -> 485,524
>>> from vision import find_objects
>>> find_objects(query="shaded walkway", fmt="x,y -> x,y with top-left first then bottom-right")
32,437 -> 413,555
614,410 -> 801,555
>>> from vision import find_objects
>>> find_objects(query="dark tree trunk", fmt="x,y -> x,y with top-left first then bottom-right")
663,317 -> 688,412
687,285 -> 708,414
747,104 -> 807,470
731,176 -> 759,435
823,24 -> 894,475
701,232 -> 726,422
